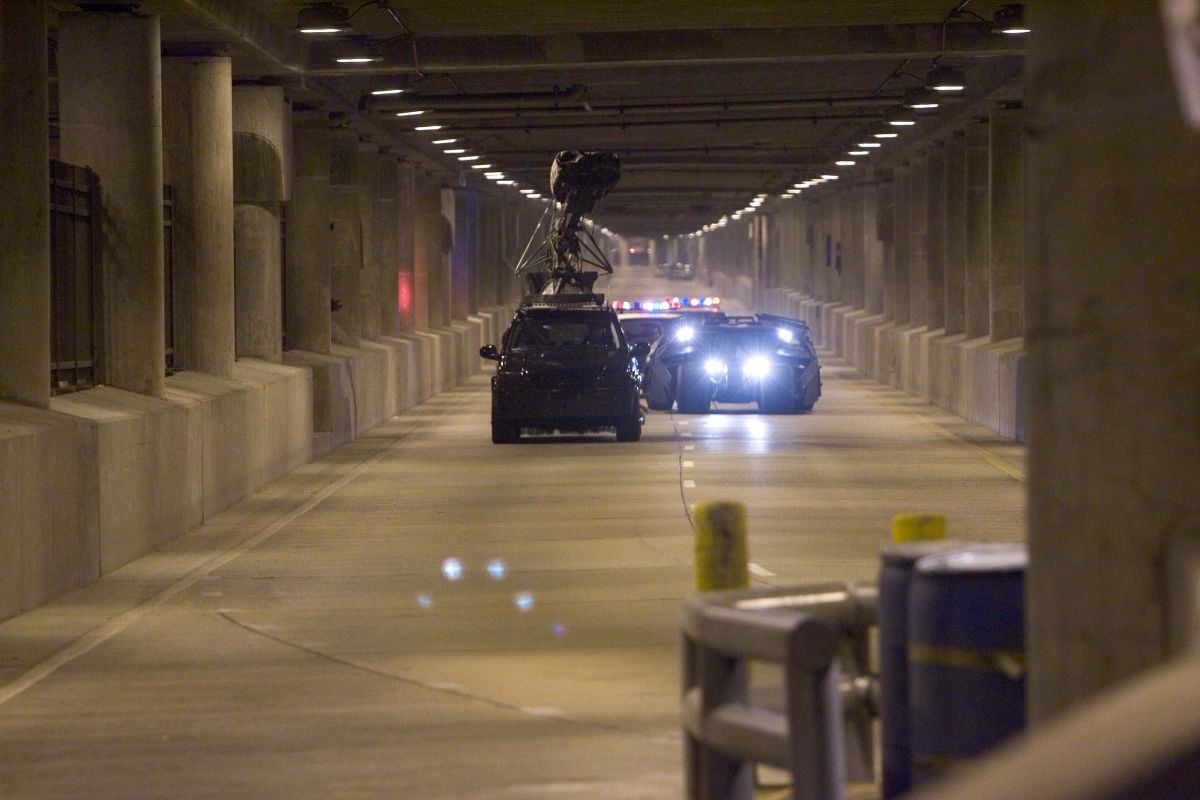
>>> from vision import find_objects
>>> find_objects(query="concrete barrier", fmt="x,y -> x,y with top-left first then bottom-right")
0,402 -> 96,621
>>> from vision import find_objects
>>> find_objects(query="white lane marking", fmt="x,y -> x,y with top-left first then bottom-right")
749,562 -> 776,577
683,445 -> 695,451
682,460 -> 694,468
683,480 -> 697,488
681,431 -> 693,438
678,420 -> 690,426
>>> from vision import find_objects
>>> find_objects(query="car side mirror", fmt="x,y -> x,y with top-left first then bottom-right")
480,344 -> 500,361
632,341 -> 651,359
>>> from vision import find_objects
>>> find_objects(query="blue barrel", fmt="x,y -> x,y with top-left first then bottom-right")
877,541 -> 963,799
908,543 -> 1027,786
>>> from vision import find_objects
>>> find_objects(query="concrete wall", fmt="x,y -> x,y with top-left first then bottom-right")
0,308 -> 506,623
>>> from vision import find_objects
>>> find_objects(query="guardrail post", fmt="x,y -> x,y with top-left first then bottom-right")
685,630 -> 753,799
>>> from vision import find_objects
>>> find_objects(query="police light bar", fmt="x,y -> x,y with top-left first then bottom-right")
612,296 -> 721,312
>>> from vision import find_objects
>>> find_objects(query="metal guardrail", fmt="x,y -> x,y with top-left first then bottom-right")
682,582 -> 879,800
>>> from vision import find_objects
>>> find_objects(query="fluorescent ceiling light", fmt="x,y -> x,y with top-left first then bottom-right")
443,148 -> 465,154
432,138 -> 457,144
371,88 -> 406,96
836,160 -> 855,166
415,125 -> 443,131
458,155 -> 479,161
395,110 -> 426,117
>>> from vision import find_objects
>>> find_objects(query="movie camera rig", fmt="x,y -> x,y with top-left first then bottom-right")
514,150 -> 620,299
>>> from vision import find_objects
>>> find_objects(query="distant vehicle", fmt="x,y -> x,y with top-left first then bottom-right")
642,313 -> 821,413
666,262 -> 695,280
481,295 -> 650,443
614,297 -> 724,369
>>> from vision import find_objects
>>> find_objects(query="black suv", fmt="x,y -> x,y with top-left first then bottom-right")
642,313 -> 821,413
481,296 -> 649,443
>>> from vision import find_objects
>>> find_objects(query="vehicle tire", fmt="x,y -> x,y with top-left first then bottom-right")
675,366 -> 710,414
491,418 -> 520,444
615,414 -> 642,442
758,372 -> 794,414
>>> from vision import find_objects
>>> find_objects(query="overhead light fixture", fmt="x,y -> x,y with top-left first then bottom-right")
332,37 -> 383,64
858,141 -> 882,148
904,87 -> 941,110
457,155 -> 479,161
471,163 -> 492,169
849,150 -> 869,156
821,174 -> 839,180
443,148 -> 465,154
371,88 -> 407,96
414,124 -> 443,131
520,188 -> 535,194
993,4 -> 1029,35
296,2 -> 352,34
873,130 -> 899,139
927,65 -> 966,92
395,110 -> 426,117
432,138 -> 457,145
497,180 -> 515,185
836,160 -> 856,167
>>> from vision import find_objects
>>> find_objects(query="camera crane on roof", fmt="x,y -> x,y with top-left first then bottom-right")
514,150 -> 620,299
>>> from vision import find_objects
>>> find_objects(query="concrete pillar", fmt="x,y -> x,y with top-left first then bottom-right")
943,132 -> 968,336
990,104 -> 1025,342
964,120 -> 991,340
329,128 -> 362,342
58,10 -> 165,397
908,154 -> 930,327
450,187 -> 477,319
357,144 -> 380,341
0,0 -> 50,407
863,184 -> 884,315
877,180 -> 896,319
411,173 -> 441,330
1026,4 -> 1200,720
845,187 -> 866,308
892,165 -> 912,325
285,117 -> 331,353
232,86 -> 288,361
925,145 -> 947,330
162,57 -> 235,377
396,163 -> 417,333
376,155 -> 401,338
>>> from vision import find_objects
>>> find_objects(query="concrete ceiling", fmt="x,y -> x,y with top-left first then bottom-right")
56,0 -> 1026,236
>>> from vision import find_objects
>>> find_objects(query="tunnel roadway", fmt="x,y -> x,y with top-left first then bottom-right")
0,284 -> 1025,799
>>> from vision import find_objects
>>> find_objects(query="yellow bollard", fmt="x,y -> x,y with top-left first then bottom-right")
694,501 -> 749,591
891,513 -> 947,544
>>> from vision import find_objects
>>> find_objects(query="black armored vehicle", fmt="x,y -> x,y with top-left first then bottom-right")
481,295 -> 647,443
642,313 -> 821,414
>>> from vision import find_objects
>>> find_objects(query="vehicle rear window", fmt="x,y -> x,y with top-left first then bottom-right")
510,317 -> 621,351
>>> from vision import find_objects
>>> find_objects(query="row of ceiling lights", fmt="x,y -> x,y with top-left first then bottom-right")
684,5 -> 1029,240
297,1 -> 1028,240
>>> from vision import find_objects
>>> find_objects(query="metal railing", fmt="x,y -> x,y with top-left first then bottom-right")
682,582 -> 878,800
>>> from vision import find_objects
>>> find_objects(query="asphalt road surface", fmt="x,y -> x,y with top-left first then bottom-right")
0,269 -> 1025,799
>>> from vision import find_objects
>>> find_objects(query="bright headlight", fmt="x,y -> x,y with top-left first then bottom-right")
776,327 -> 795,344
704,358 -> 727,377
743,356 -> 771,379
676,326 -> 695,342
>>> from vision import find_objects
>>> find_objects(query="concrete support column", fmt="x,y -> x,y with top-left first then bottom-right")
286,117 -> 331,353
0,0 -> 50,407
877,180 -> 896,319
232,86 -> 288,361
892,166 -> 912,325
162,57 -> 235,377
908,154 -> 930,327
329,129 -> 362,342
964,120 -> 991,339
925,145 -> 947,330
376,155 -> 401,338
356,144 -> 380,341
845,187 -> 866,308
58,10 -> 165,397
990,103 -> 1025,342
396,163 -> 417,333
863,184 -> 884,315
943,132 -> 968,336
1026,4 -> 1200,720
412,173 -> 446,329
450,187 -> 478,319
